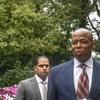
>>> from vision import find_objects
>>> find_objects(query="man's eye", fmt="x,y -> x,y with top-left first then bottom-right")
81,40 -> 88,44
72,41 -> 78,45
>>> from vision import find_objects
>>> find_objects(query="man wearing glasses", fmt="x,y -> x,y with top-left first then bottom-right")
15,55 -> 51,100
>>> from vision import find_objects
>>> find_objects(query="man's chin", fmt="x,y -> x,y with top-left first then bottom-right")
75,56 -> 88,62
75,54 -> 83,58
75,55 -> 84,60
39,74 -> 48,81
75,52 -> 83,55
41,76 -> 47,81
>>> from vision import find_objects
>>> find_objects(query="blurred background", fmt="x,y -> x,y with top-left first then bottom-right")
0,0 -> 100,87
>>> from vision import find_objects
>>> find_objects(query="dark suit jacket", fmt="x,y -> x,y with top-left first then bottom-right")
15,76 -> 42,100
47,59 -> 100,100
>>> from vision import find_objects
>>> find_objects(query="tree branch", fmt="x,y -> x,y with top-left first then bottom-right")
87,16 -> 100,40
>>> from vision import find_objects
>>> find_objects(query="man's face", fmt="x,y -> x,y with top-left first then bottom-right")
71,31 -> 95,62
34,57 -> 50,80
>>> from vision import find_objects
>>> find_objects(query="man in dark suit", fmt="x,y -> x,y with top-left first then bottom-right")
15,55 -> 51,100
47,28 -> 100,100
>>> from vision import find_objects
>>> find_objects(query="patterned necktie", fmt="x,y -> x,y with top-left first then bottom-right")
77,64 -> 89,99
41,81 -> 47,100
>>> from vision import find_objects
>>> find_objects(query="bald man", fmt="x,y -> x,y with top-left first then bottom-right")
47,28 -> 100,100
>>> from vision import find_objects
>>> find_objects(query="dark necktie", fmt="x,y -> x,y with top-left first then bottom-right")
41,81 -> 47,100
77,64 -> 89,99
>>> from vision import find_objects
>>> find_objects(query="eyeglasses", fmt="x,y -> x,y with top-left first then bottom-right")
38,64 -> 50,68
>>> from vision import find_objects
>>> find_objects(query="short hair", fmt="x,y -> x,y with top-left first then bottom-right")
34,55 -> 50,66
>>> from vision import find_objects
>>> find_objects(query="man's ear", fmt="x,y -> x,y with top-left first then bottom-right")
93,42 -> 96,50
33,66 -> 36,72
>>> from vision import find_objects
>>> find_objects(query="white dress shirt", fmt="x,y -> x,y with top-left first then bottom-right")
74,57 -> 93,92
35,74 -> 48,100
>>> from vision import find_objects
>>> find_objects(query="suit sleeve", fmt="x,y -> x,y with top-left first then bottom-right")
47,68 -> 58,100
15,82 -> 26,100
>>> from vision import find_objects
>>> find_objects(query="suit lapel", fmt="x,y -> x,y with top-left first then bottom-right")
88,60 -> 100,99
31,77 -> 42,100
64,60 -> 77,98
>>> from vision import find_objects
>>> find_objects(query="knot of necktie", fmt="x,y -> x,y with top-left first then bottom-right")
41,81 -> 47,85
41,81 -> 47,92
80,63 -> 87,70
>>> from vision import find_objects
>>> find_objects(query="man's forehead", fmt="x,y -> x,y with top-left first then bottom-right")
71,28 -> 93,41
38,58 -> 49,62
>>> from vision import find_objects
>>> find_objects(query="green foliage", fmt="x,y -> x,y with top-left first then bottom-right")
0,0 -> 71,86
45,0 -> 91,30
95,40 -> 100,53
0,0 -> 99,87
0,61 -> 34,87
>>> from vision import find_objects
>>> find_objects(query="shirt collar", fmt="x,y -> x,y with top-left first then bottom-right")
74,56 -> 93,69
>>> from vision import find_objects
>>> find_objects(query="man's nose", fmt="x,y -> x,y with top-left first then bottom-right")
43,65 -> 47,69
77,42 -> 81,47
